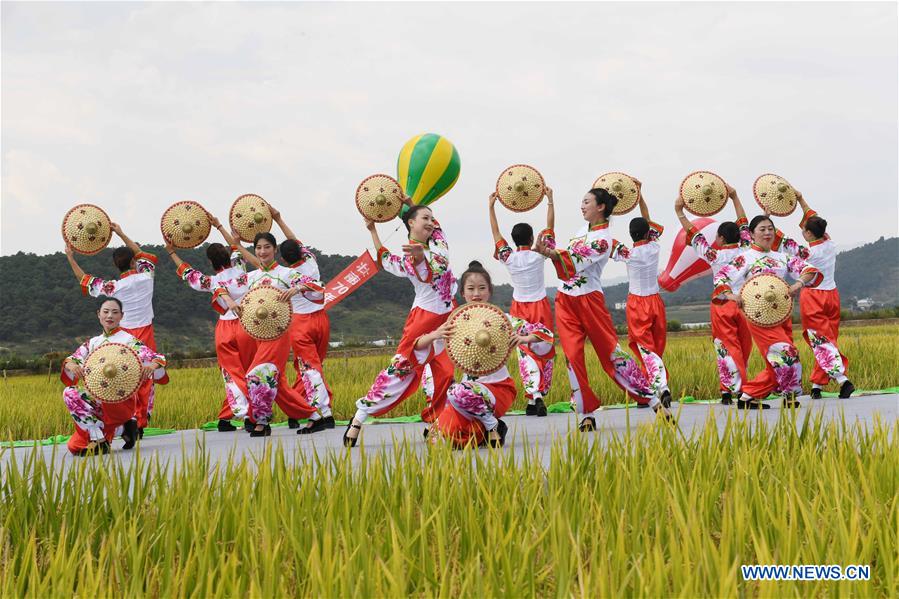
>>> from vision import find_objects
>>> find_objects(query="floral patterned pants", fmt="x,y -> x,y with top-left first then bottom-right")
510,298 -> 555,402
436,377 -> 517,447
800,289 -> 849,387
63,387 -> 137,454
743,320 -> 803,400
289,312 -> 333,417
710,301 -> 753,395
215,320 -> 252,421
245,334 -> 316,425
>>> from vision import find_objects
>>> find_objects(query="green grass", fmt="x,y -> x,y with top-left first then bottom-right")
1,323 -> 896,442
1,414 -> 897,597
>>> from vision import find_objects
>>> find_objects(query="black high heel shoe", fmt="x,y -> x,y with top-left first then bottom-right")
488,419 -> 508,448
249,424 -> 271,437
343,420 -> 362,447
121,419 -> 139,450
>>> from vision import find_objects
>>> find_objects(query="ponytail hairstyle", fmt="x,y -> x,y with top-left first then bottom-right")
279,239 -> 302,264
717,221 -> 741,244
749,214 -> 774,233
587,187 -> 619,219
206,242 -> 231,271
804,216 -> 828,240
401,205 -> 432,234
459,260 -> 494,295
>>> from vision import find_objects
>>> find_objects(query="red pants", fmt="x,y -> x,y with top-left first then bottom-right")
510,297 -> 556,400
626,292 -> 666,358
215,319 -> 254,421
67,396 -> 137,454
123,324 -> 156,428
288,311 -> 332,403
710,300 -> 753,394
800,288 -> 849,386
743,319 -> 800,399
436,377 -> 516,447
555,291 -> 647,413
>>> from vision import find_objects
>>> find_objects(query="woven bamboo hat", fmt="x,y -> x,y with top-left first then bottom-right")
355,174 -> 403,222
229,194 -> 272,243
445,302 -> 514,377
496,164 -> 545,212
753,173 -> 797,216
680,171 -> 728,216
62,204 -> 112,255
592,172 -> 639,215
740,274 -> 793,327
83,342 -> 143,403
239,284 -> 291,341
160,201 -> 212,249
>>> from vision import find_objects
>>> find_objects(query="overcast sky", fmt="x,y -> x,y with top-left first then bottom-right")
2,1 -> 897,285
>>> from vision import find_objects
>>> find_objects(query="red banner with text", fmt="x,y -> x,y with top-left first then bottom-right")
323,250 -> 380,310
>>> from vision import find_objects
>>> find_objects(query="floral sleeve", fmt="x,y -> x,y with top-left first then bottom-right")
509,315 -> 554,356
176,263 -> 213,292
128,338 -> 168,382
736,217 -> 752,247
493,238 -> 513,263
538,228 -> 556,251
81,274 -> 117,298
647,221 -> 664,242
134,252 -> 157,276
609,239 -> 631,263
712,254 -> 749,297
61,340 -> 91,384
288,270 -> 325,303
229,247 -> 245,270
686,228 -> 718,265
786,255 -> 823,288
376,247 -> 418,280
777,232 -> 810,260
552,235 -> 610,280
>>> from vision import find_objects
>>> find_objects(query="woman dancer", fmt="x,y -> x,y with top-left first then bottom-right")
610,191 -> 670,406
414,261 -> 554,447
773,191 -> 854,399
267,205 -> 335,434
343,200 -> 457,447
243,232 -> 323,436
715,215 -> 823,409
534,187 -> 670,431
488,188 -> 555,416
674,186 -> 753,404
164,216 -> 258,432
61,298 -> 167,455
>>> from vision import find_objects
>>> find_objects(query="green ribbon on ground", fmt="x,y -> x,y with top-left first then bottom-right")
8,388 -> 898,448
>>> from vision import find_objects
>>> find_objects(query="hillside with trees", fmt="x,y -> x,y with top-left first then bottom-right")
0,237 -> 894,358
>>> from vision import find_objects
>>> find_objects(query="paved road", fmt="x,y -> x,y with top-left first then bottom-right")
2,394 -> 896,472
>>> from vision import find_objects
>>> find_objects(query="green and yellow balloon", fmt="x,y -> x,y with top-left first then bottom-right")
396,133 -> 460,212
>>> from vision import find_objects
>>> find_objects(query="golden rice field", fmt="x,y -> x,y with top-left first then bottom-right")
0,323 -> 896,441
1,415 -> 897,597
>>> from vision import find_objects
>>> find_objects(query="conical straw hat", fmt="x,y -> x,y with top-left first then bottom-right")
160,201 -> 212,249
229,194 -> 272,243
680,171 -> 728,216
592,172 -> 639,215
445,302 -> 514,376
740,273 -> 793,327
753,173 -> 797,216
61,204 -> 112,255
239,284 -> 291,341
496,164 -> 545,212
83,342 -> 143,403
355,174 -> 403,222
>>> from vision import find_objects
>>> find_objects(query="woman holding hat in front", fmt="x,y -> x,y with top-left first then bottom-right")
412,260 -> 554,448
61,297 -> 167,455
768,192 -> 854,400
534,187 -> 669,432
164,216 -> 259,432
65,222 -> 159,435
242,231 -> 325,437
343,197 -> 458,447
714,215 -> 823,409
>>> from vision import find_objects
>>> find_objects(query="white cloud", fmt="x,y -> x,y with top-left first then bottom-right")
1,1 -> 896,286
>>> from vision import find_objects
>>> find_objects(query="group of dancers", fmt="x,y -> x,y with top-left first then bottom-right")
59,180 -> 853,455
